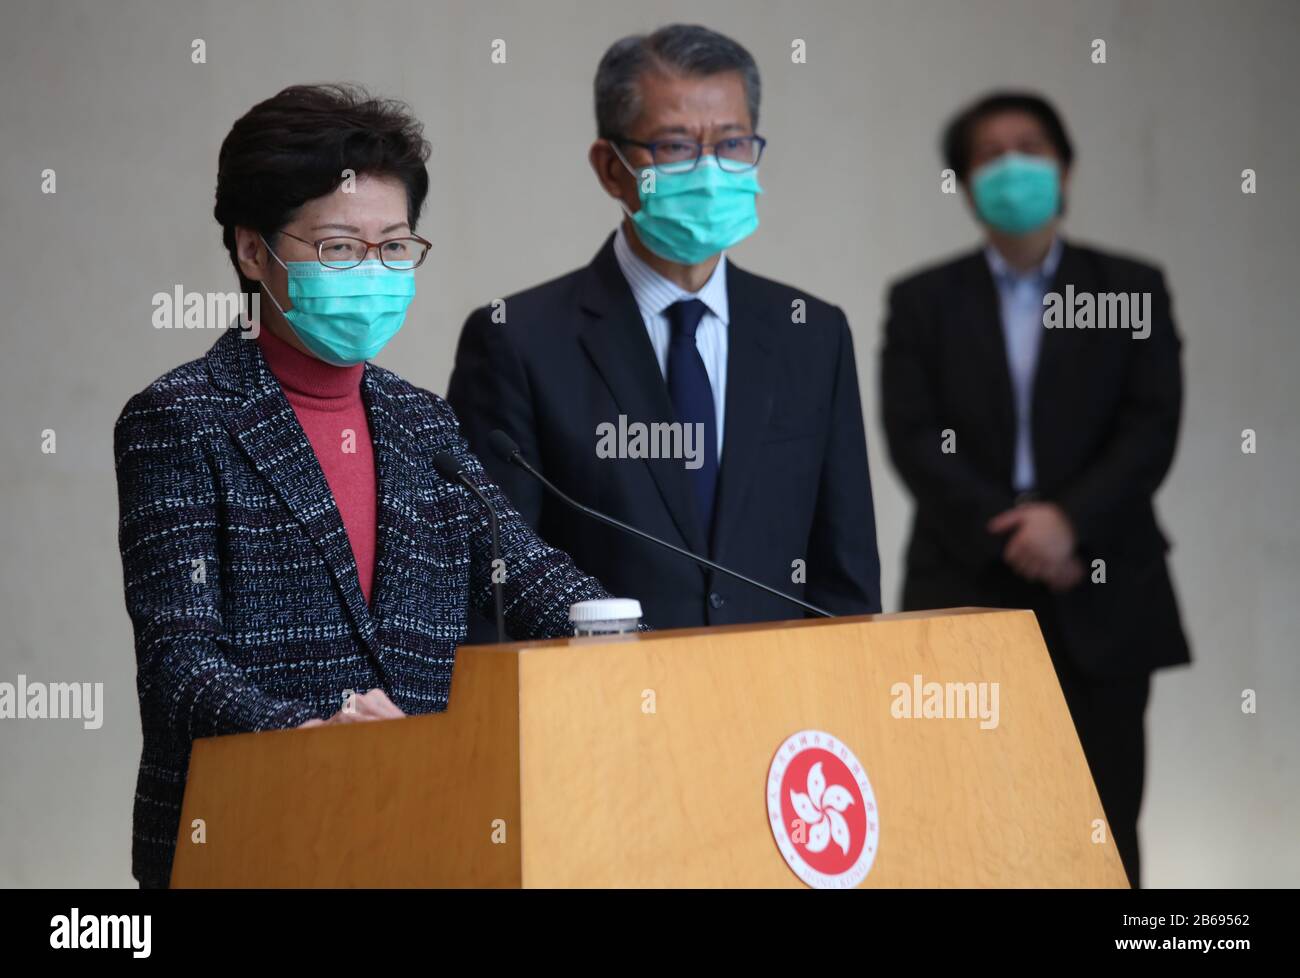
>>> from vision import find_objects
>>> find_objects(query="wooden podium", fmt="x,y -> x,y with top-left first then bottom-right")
170,608 -> 1129,888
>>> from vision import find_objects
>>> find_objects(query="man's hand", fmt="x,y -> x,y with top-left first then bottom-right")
988,502 -> 1077,582
1042,553 -> 1085,593
296,688 -> 406,728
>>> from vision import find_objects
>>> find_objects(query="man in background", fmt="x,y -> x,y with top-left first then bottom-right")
880,92 -> 1190,886
450,24 -> 880,630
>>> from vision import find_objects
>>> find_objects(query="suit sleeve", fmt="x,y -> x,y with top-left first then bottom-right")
426,394 -> 616,639
880,280 -> 1016,570
804,310 -> 882,614
446,305 -> 544,526
115,391 -> 320,739
1056,269 -> 1184,547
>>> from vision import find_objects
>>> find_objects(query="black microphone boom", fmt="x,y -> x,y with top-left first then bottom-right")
433,452 -> 507,644
486,429 -> 833,620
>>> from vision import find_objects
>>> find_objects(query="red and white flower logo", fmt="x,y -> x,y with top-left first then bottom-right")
766,729 -> 879,888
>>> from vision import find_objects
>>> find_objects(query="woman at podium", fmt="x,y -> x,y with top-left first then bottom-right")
113,84 -> 614,888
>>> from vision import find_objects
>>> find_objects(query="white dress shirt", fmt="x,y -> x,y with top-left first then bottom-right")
984,237 -> 1064,492
612,225 -> 729,460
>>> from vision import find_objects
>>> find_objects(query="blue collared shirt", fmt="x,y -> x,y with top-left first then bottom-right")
612,225 -> 729,460
984,237 -> 1063,492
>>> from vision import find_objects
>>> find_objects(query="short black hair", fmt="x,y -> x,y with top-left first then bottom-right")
941,91 -> 1074,182
595,24 -> 761,139
214,83 -> 431,297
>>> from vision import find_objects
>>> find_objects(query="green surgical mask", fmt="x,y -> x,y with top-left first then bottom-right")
970,152 -> 1061,235
616,150 -> 763,265
260,235 -> 415,366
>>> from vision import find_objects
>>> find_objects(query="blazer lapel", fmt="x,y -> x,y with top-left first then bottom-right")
577,236 -> 708,555
1033,239 -> 1086,406
959,252 -> 1017,476
206,330 -> 379,652
359,367 -> 422,640
709,267 -> 776,559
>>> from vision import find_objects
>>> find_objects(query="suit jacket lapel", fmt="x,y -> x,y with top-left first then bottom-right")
206,330 -> 379,652
960,251 -> 1017,476
577,235 -> 708,555
710,266 -> 775,559
1033,239 -> 1086,406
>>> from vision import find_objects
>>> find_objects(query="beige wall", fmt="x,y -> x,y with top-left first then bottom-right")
0,0 -> 1295,886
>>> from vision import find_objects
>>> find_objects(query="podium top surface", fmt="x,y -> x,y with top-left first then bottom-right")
465,606 -> 1016,653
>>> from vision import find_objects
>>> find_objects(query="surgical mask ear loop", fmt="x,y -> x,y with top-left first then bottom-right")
608,142 -> 647,222
256,233 -> 291,319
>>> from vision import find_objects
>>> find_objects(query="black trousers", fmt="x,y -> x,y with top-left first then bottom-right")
1035,599 -> 1151,888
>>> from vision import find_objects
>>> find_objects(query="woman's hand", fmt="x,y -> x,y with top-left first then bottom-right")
297,689 -> 406,727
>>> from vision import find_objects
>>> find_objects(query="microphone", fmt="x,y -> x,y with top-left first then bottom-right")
433,452 -> 506,644
486,429 -> 833,620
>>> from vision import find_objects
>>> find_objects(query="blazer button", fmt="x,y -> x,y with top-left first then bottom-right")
708,592 -> 725,609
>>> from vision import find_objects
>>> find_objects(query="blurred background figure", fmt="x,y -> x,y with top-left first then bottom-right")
879,91 -> 1190,886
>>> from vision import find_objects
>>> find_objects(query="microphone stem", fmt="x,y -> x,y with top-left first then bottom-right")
508,452 -> 833,619
457,473 -> 507,643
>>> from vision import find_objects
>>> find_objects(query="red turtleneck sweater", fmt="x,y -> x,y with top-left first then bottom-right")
257,327 -> 377,605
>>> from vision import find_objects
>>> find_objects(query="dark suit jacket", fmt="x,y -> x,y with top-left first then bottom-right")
880,239 -> 1190,678
447,233 -> 881,630
115,329 -> 610,887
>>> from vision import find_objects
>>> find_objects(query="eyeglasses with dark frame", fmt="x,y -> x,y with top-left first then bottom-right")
277,229 -> 433,270
612,134 -> 767,173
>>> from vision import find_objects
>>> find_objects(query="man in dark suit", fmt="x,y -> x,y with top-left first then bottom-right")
880,91 -> 1190,886
449,24 -> 880,630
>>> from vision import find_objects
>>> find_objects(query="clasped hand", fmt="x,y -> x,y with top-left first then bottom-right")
987,502 -> 1083,593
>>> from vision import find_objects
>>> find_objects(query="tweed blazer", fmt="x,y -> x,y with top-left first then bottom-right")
115,327 -> 610,887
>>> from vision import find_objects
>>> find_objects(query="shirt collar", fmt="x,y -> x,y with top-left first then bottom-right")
613,224 -> 730,325
984,235 -> 1064,287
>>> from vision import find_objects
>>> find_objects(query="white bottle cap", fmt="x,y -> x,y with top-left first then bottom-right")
569,598 -> 643,623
